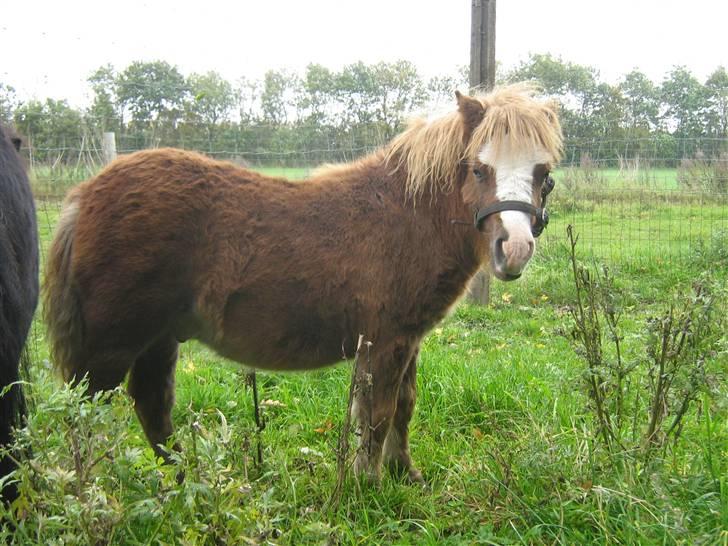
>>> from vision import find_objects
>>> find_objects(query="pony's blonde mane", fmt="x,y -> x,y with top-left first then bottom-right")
386,84 -> 563,200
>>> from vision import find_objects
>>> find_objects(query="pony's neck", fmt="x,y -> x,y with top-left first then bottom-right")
407,163 -> 489,280
314,150 -> 488,282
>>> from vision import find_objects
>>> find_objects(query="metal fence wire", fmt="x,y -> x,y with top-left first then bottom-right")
26,131 -> 728,269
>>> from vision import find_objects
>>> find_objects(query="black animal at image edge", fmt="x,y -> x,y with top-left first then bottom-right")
0,124 -> 39,504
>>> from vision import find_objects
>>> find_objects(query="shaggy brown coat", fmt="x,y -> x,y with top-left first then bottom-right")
43,87 -> 562,481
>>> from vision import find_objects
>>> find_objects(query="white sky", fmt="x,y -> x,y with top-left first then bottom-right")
1,0 -> 726,107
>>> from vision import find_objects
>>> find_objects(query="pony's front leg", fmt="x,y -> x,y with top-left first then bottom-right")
382,347 -> 424,484
352,337 -> 416,483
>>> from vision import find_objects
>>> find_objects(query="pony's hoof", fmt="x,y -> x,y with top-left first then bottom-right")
386,459 -> 426,486
406,468 -> 425,486
354,455 -> 382,486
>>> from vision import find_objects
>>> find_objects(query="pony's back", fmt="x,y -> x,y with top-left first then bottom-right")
0,125 -> 38,502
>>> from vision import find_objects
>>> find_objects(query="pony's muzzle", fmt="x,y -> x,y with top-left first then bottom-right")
491,233 -> 534,281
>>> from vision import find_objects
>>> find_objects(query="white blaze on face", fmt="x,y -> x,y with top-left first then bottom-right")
478,141 -> 551,238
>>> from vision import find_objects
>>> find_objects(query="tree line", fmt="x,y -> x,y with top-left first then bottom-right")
1,54 -> 726,166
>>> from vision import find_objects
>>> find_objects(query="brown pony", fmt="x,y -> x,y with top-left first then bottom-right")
43,86 -> 562,483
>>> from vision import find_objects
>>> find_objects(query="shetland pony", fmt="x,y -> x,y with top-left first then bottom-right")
44,86 -> 562,482
0,125 -> 39,502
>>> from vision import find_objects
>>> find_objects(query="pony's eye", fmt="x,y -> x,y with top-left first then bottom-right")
472,168 -> 484,179
541,173 -> 555,197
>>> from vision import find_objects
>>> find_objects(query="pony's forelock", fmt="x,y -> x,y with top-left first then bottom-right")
465,84 -> 563,168
385,84 -> 563,201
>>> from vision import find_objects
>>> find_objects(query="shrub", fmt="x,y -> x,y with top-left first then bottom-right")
677,151 -> 728,194
0,373 -> 262,545
566,225 -> 726,464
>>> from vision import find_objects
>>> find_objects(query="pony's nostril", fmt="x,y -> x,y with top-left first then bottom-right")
494,237 -> 506,265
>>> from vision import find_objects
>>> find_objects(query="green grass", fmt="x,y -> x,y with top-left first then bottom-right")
545,203 -> 727,264
254,166 -> 312,180
2,190 -> 726,544
588,167 -> 679,189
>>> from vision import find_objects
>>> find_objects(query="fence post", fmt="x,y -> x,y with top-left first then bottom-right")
467,0 -> 496,306
102,132 -> 117,165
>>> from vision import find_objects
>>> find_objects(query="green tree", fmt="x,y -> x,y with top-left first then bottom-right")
335,60 -> 426,138
581,82 -> 626,138
14,99 -> 84,162
507,53 -> 598,102
0,83 -> 18,123
260,69 -> 298,125
87,64 -> 121,133
116,60 -> 188,133
333,61 -> 375,127
619,70 -> 660,131
370,61 -> 426,136
298,63 -> 337,126
506,53 -> 601,143
235,76 -> 261,124
704,66 -> 728,138
660,66 -> 707,138
186,71 -> 235,146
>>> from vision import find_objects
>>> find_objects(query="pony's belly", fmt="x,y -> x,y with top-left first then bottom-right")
207,310 -> 356,372
212,331 -> 348,371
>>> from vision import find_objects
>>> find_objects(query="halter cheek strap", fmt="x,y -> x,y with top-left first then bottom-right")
473,175 -> 555,237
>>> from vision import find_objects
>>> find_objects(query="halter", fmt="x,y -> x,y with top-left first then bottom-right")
474,175 -> 555,237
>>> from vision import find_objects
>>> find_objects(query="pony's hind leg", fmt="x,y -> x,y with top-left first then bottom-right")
71,347 -> 136,394
127,336 -> 180,462
353,336 -> 417,483
383,347 -> 424,484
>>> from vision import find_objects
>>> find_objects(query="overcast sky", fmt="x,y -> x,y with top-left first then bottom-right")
1,0 -> 726,107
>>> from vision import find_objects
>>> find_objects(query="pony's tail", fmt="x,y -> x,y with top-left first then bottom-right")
43,188 -> 85,382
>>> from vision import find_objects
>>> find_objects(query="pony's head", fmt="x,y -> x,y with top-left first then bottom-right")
457,86 -> 562,280
388,84 -> 563,280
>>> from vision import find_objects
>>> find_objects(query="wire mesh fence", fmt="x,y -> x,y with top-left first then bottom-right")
24,130 -> 728,271
543,138 -> 727,267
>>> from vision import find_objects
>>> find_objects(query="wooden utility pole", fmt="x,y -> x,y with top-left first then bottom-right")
467,0 -> 496,305
469,0 -> 496,92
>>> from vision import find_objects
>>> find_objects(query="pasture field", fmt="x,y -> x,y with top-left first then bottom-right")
2,188 -> 727,545
575,167 -> 681,190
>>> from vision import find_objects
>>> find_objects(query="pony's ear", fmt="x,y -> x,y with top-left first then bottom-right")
455,91 -> 485,132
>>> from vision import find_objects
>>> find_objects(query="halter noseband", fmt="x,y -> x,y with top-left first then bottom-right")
474,175 -> 555,237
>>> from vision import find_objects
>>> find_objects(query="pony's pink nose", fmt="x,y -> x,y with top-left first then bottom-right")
492,235 -> 534,280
